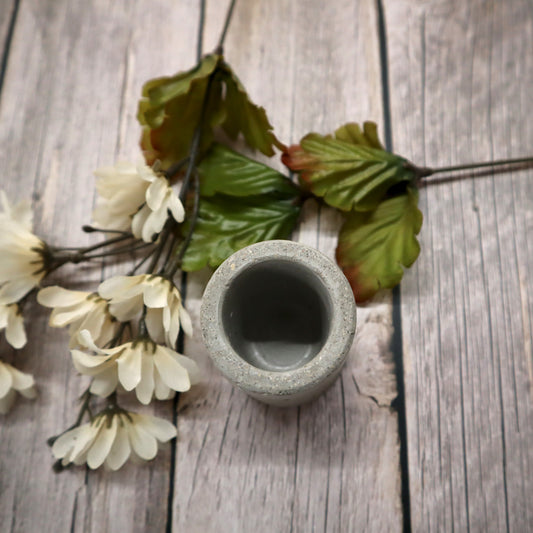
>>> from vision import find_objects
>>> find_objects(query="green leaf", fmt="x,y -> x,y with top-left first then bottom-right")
198,144 -> 298,197
137,58 -> 284,169
137,55 -> 225,169
336,188 -> 423,302
334,122 -> 384,149
282,121 -> 415,212
181,194 -> 301,272
219,64 -> 285,157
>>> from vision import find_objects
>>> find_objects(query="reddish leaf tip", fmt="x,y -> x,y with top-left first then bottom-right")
336,245 -> 376,304
282,144 -> 314,168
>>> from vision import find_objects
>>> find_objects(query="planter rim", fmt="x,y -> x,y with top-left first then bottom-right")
200,240 -> 357,401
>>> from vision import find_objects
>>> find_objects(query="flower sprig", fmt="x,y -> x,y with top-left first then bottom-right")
2,0 -> 532,474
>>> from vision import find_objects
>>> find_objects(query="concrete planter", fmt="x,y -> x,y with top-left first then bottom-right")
200,240 -> 357,406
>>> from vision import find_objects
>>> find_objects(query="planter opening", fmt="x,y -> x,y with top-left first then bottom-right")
221,260 -> 332,371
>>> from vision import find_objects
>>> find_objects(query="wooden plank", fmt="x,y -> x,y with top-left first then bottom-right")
173,1 -> 402,531
0,1 -> 200,531
0,0 -> 18,90
385,0 -> 533,530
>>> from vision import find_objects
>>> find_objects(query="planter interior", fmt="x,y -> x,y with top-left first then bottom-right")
221,260 -> 332,371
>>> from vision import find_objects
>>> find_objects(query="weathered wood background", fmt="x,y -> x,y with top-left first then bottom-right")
0,0 -> 531,531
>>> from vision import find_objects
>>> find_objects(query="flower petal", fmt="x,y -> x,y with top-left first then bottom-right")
134,414 -> 177,442
37,286 -> 89,308
48,299 -> 94,327
153,347 -> 191,392
98,275 -> 143,299
146,177 -> 168,210
9,366 -> 35,392
6,307 -> 26,349
143,279 -> 169,308
52,426 -> 83,459
174,355 -> 201,386
77,329 -> 107,354
136,354 -> 155,405
153,364 -> 172,400
75,305 -> 108,345
167,193 -> 185,223
90,368 -> 118,397
0,362 -> 13,398
109,295 -> 143,322
71,349 -> 113,375
128,422 -> 157,460
106,419 -> 131,470
141,208 -> 167,242
178,306 -> 193,337
131,205 -> 150,240
0,278 -> 38,305
70,421 -> 102,463
87,416 -> 118,469
117,345 -> 142,391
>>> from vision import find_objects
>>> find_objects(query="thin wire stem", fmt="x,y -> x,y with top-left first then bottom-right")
414,156 -> 533,180
164,157 -> 189,181
159,230 -> 182,276
216,0 -> 238,53
54,233 -> 134,255
170,172 -> 200,278
146,223 -> 174,274
179,125 -> 204,204
82,225 -> 132,235
61,242 -> 152,263
128,247 -> 158,275
197,0 -> 206,62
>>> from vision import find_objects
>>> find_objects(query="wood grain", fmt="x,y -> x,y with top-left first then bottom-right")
172,1 -> 402,532
384,0 -> 533,530
0,1 -> 198,531
7,0 -> 531,531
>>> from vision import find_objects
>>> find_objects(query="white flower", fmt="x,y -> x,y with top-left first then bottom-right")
51,409 -> 177,470
92,161 -> 185,242
0,303 -> 26,348
71,330 -> 200,404
92,161 -> 152,232
131,173 -> 184,243
37,286 -> 117,348
0,191 -> 47,305
0,360 -> 36,414
98,274 -> 192,347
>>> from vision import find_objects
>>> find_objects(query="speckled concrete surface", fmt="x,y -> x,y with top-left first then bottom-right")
200,240 -> 357,406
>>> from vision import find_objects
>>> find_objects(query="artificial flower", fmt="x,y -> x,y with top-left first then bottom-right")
0,303 -> 26,348
71,330 -> 200,404
98,274 -> 192,347
92,161 -> 185,242
131,174 -> 185,242
0,191 -> 47,305
92,161 -> 153,232
0,360 -> 36,414
37,286 -> 117,348
51,409 -> 177,470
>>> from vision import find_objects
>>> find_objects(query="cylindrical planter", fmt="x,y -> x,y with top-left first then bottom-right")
200,240 -> 357,406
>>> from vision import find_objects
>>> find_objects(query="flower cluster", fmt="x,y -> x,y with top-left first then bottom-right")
52,409 -> 176,470
0,158 -> 199,471
71,329 -> 199,404
0,192 -> 47,307
99,274 -> 192,347
93,162 -> 184,242
0,192 -> 47,413
37,287 -> 117,348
